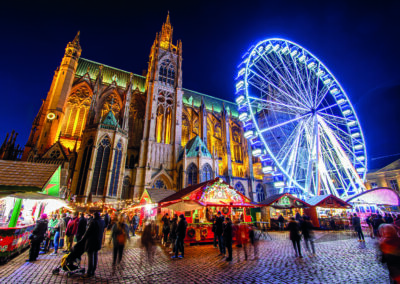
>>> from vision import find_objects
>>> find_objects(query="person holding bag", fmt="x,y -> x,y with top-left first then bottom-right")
51,215 -> 66,255
110,214 -> 130,268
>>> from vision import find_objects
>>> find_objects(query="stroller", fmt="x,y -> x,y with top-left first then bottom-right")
52,239 -> 86,277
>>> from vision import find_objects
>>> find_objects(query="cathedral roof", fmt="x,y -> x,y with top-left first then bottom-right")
76,58 -> 146,92
102,110 -> 120,127
178,135 -> 212,161
182,89 -> 239,118
75,58 -> 239,118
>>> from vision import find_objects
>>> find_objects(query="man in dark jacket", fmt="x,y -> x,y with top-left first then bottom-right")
223,217 -> 233,261
131,213 -> 139,236
162,213 -> 170,246
352,213 -> 365,242
215,211 -> 225,255
169,215 -> 178,254
288,217 -> 302,257
27,214 -> 48,262
81,212 -> 104,278
172,214 -> 187,259
76,213 -> 87,243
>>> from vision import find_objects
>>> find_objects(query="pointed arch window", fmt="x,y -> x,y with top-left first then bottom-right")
158,59 -> 175,86
76,138 -> 93,196
155,105 -> 164,143
177,166 -> 183,191
187,163 -> 198,186
235,182 -> 245,196
121,176 -> 131,200
91,137 -> 111,196
202,163 -> 213,182
256,184 -> 265,202
109,141 -> 123,197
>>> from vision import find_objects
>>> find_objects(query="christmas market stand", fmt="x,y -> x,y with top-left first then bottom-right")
127,188 -> 176,228
258,193 -> 310,230
0,160 -> 64,263
304,194 -> 352,229
158,177 -> 256,243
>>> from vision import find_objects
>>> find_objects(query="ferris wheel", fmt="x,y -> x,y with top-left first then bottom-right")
235,38 -> 367,198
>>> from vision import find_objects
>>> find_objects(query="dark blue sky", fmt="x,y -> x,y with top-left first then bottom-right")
1,0 -> 399,170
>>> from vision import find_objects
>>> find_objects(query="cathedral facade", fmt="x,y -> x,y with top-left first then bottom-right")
23,15 -> 270,203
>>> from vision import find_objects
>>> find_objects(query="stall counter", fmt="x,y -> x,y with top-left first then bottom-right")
0,224 -> 35,263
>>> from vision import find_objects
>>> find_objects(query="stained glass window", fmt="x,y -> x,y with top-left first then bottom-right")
256,184 -> 265,202
158,59 -> 175,86
109,142 -> 122,196
187,163 -> 198,186
235,182 -> 245,196
76,138 -> 93,195
202,163 -> 213,182
91,138 -> 111,196
153,179 -> 167,189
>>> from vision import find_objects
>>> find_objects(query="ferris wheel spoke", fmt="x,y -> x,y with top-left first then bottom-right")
259,113 -> 310,134
315,84 -> 332,109
275,119 -> 306,162
317,103 -> 339,114
251,58 -> 311,109
272,52 -> 315,109
247,96 -> 308,115
318,112 -> 349,125
289,53 -> 315,107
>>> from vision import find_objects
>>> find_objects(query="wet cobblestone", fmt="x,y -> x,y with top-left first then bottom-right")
0,232 -> 390,283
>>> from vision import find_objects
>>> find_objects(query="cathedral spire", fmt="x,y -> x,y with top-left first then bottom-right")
73,31 -> 80,45
160,12 -> 173,50
86,65 -> 103,126
122,73 -> 134,131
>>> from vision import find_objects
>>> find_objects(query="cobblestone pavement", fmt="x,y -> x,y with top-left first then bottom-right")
0,231 -> 390,284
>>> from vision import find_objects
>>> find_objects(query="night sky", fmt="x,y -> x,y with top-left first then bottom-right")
1,0 -> 399,170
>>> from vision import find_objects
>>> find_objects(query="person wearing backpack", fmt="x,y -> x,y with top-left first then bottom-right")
110,214 -> 130,268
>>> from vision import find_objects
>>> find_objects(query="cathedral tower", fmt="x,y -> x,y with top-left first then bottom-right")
134,13 -> 183,197
23,32 -> 82,158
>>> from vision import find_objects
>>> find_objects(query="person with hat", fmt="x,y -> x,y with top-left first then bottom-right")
223,217 -> 233,261
27,214 -> 48,262
171,214 -> 187,259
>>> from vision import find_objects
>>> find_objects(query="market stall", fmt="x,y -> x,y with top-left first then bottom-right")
159,178 -> 256,243
0,160 -> 62,263
346,187 -> 400,222
129,188 -> 176,228
305,194 -> 352,229
258,193 -> 310,230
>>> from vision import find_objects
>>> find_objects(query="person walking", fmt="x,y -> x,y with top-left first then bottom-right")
249,224 -> 259,260
366,215 -> 374,239
384,213 -> 394,224
76,213 -> 87,243
288,217 -> 302,258
373,214 -> 385,237
131,213 -> 139,236
278,214 -> 285,231
162,213 -> 170,246
378,224 -> 400,283
81,212 -> 105,279
65,212 -> 79,252
169,214 -> 178,254
352,213 -> 365,242
47,215 -> 58,251
301,216 -> 316,256
236,220 -> 249,261
27,214 -> 48,262
171,214 -> 187,259
110,214 -> 130,268
215,211 -> 225,256
223,217 -> 233,261
51,215 -> 66,255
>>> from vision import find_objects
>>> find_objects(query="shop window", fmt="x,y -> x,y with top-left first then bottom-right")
187,163 -> 198,186
109,141 -> 123,197
91,138 -> 111,196
76,138 -> 93,195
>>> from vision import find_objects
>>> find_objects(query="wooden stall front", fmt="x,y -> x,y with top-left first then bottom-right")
305,195 -> 352,229
258,193 -> 310,230
159,178 -> 256,243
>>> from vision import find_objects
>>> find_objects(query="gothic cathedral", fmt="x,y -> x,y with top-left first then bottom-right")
22,15 -> 269,203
